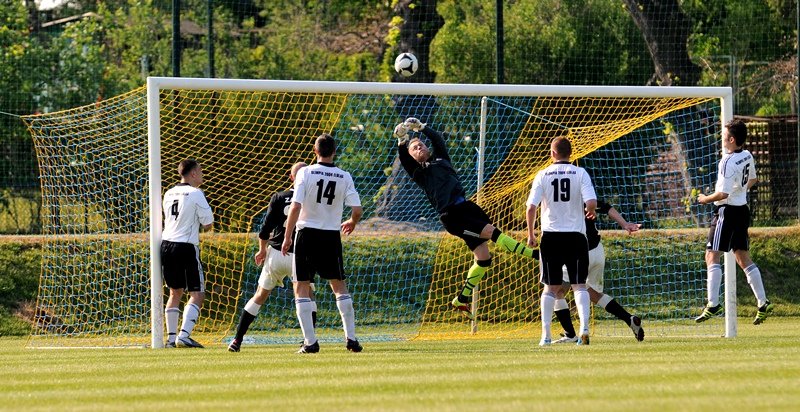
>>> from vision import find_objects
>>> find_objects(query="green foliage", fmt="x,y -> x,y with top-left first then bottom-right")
0,241 -> 40,335
432,0 -> 651,85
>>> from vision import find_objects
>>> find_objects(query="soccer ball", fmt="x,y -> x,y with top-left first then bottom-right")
394,53 -> 418,77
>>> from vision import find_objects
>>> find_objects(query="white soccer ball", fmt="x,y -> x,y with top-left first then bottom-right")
394,53 -> 418,77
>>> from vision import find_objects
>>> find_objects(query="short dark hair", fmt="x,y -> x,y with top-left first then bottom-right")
552,136 -> 572,158
725,119 -> 747,146
315,133 -> 336,157
178,159 -> 199,177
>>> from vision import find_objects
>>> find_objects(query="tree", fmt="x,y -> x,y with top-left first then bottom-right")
622,0 -> 701,86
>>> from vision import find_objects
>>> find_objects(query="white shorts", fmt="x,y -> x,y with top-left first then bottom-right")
561,242 -> 605,292
258,247 -> 315,291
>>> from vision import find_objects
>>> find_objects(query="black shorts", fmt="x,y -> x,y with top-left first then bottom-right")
293,227 -> 345,282
160,240 -> 205,292
539,232 -> 589,286
439,200 -> 492,250
707,205 -> 750,252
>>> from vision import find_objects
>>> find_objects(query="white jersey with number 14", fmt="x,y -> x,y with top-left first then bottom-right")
292,163 -> 361,231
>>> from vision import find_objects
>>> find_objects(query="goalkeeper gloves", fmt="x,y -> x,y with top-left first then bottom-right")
394,122 -> 409,145
404,117 -> 426,132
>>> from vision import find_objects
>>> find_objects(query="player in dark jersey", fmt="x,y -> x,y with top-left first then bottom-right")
228,162 -> 313,352
394,117 -> 538,319
551,200 -> 645,343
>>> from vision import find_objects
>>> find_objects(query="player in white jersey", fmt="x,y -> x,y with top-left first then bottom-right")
696,119 -> 773,325
227,162 -> 317,352
526,136 -> 597,346
160,159 -> 214,348
282,133 -> 364,354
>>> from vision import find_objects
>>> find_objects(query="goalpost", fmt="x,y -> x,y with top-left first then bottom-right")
24,78 -> 735,348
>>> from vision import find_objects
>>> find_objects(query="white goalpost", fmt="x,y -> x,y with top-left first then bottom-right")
145,77 -> 735,348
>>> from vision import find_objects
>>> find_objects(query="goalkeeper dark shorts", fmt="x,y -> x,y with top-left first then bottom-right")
439,200 -> 492,250
293,227 -> 346,282
160,240 -> 205,292
539,232 -> 589,286
707,204 -> 750,252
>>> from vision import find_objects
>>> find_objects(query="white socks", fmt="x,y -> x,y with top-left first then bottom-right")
540,291 -> 555,341
336,294 -> 356,341
295,298 -> 316,345
574,287 -> 590,336
244,300 -> 262,317
165,307 -> 180,343
707,264 -> 723,306
177,303 -> 200,339
744,263 -> 767,307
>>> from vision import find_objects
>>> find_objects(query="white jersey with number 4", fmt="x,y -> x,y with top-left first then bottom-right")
162,183 -> 214,245
292,162 -> 361,231
714,149 -> 755,207
526,161 -> 596,234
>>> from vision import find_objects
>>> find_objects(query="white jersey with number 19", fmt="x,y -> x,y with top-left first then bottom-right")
162,183 -> 214,245
526,161 -> 596,234
292,162 -> 361,231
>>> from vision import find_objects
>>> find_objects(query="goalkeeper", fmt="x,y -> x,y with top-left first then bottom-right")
394,118 -> 538,317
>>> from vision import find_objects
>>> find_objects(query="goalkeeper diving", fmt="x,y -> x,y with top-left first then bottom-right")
394,118 -> 538,318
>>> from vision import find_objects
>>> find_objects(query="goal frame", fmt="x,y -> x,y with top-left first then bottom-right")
146,77 -> 735,348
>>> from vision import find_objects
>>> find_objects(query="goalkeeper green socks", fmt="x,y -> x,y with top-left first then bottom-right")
492,230 -> 537,259
459,259 -> 491,300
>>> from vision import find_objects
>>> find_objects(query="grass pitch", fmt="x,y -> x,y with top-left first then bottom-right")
1,317 -> 799,412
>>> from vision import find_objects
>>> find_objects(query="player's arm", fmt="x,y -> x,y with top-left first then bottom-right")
255,194 -> 280,265
581,171 -> 597,219
420,126 -> 451,163
342,206 -> 363,235
281,202 -> 301,256
607,206 -> 641,233
196,192 -> 214,231
397,140 -> 421,176
341,174 -> 363,235
697,191 -> 729,204
526,203 -> 538,248
584,198 -> 597,220
746,177 -> 758,190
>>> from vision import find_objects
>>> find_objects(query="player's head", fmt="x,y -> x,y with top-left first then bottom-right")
724,119 -> 747,147
314,133 -> 336,159
289,161 -> 307,181
408,137 -> 430,163
178,159 -> 203,187
551,136 -> 572,161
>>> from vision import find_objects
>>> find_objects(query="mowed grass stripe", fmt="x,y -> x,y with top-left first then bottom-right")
1,317 -> 799,411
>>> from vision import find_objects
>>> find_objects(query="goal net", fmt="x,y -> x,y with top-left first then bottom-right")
23,79 -> 733,348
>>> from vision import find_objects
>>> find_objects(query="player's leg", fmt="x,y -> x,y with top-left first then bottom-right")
587,244 -> 644,341
164,287 -> 183,347
553,268 -> 577,343
176,244 -> 205,348
330,279 -> 361,352
538,232 -> 566,346
177,290 -> 205,348
567,234 -> 590,345
229,286 -> 273,352
451,242 -> 491,317
735,249 -> 771,324
696,209 -> 727,322
482,224 -> 538,259
293,228 -> 319,353
161,240 -> 183,347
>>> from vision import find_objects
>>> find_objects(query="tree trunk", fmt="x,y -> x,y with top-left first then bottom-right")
623,0 -> 700,86
375,1 -> 444,223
